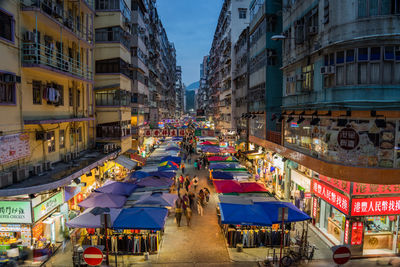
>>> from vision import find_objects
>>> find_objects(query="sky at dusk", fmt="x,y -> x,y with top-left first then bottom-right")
156,0 -> 223,86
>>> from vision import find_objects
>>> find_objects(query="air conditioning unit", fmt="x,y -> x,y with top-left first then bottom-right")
103,144 -> 110,154
328,65 -> 336,74
63,153 -> 72,163
32,164 -> 42,176
3,74 -> 16,83
0,172 -> 13,188
12,166 -> 30,182
42,161 -> 53,171
24,31 -> 35,42
308,26 -> 318,35
321,66 -> 335,75
296,74 -> 305,81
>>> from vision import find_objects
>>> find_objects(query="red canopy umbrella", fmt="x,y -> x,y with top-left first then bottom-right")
240,182 -> 268,193
213,180 -> 243,193
208,156 -> 225,161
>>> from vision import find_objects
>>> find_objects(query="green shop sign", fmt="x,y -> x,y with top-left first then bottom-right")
0,201 -> 32,224
33,191 -> 63,222
195,129 -> 202,136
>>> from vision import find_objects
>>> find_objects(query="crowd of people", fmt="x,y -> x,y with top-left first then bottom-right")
173,131 -> 211,227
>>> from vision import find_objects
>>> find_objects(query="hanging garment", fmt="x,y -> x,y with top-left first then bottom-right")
111,236 -> 118,253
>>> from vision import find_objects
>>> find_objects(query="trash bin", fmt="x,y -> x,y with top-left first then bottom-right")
236,244 -> 243,252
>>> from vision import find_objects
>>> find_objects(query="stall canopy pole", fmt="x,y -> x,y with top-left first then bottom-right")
279,207 -> 286,267
104,214 -> 110,266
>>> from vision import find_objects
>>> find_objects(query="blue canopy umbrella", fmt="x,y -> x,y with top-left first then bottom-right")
78,192 -> 127,208
66,207 -> 121,228
160,156 -> 181,164
158,165 -> 178,171
166,146 -> 180,151
212,171 -> 234,180
96,181 -> 137,196
218,202 -> 273,226
134,192 -> 178,207
255,201 -> 311,223
113,207 -> 168,230
130,171 -> 150,179
135,177 -> 174,188
148,171 -> 176,179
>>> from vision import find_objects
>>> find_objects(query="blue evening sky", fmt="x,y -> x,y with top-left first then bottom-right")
156,0 -> 223,86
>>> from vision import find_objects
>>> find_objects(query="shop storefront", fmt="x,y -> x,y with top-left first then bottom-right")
290,168 -> 312,216
0,200 -> 32,250
311,176 -> 400,256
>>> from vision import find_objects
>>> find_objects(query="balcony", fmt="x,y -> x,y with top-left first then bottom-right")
21,0 -> 94,44
96,122 -> 132,140
95,89 -> 131,107
21,42 -> 93,81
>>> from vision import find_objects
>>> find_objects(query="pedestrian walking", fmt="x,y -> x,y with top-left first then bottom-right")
188,192 -> 195,210
192,176 -> 199,192
184,176 -> 190,192
175,198 -> 183,227
185,207 -> 192,226
193,160 -> 198,170
181,162 -> 185,174
197,190 -> 205,216
203,187 -> 210,203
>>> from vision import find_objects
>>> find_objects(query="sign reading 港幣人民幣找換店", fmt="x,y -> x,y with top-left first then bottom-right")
0,201 -> 32,224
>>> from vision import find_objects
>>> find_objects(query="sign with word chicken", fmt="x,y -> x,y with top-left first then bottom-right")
0,201 -> 32,224
353,183 -> 400,195
351,196 -> 400,216
0,133 -> 30,164
312,180 -> 349,215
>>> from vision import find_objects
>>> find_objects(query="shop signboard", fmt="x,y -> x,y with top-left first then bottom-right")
351,222 -> 363,245
291,170 -> 311,191
144,129 -> 151,137
33,192 -> 63,222
179,129 -> 186,136
312,180 -> 350,215
318,175 -> 350,194
169,129 -> 177,137
353,183 -> 400,195
313,198 -> 317,218
351,196 -> 400,216
201,130 -> 215,137
152,129 -> 161,137
0,201 -> 32,224
337,126 -> 359,150
161,129 -> 169,137
0,133 -> 30,165
344,220 -> 350,244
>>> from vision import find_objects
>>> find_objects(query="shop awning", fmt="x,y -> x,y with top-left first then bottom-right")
113,207 -> 168,230
78,192 -> 127,208
209,163 -> 242,170
218,194 -> 276,204
240,182 -> 268,193
213,180 -> 269,194
130,153 -> 146,165
160,156 -> 181,164
211,171 -> 234,180
96,181 -> 137,196
115,155 -> 137,170
148,171 -> 176,179
130,171 -> 150,179
218,202 -> 273,226
135,177 -> 174,188
66,207 -> 122,228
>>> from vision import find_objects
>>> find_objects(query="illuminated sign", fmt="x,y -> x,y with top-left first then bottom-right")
344,220 -> 349,244
353,183 -> 400,195
351,196 -> 400,216
351,222 -> 363,245
312,180 -> 349,215
313,198 -> 317,218
318,175 -> 350,194
33,192 -> 63,222
0,201 -> 32,224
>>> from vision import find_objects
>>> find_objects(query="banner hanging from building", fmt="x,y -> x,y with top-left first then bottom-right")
0,133 -> 30,164
312,180 -> 350,215
351,196 -> 400,216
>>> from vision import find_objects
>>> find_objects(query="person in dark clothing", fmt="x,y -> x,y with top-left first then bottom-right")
184,176 -> 190,192
175,198 -> 183,227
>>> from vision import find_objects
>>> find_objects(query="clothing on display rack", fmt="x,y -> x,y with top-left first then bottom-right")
223,225 -> 290,248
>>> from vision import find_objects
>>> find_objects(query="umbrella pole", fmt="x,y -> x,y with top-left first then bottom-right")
104,214 -> 110,266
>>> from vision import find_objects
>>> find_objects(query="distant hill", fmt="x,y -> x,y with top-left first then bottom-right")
186,81 -> 199,91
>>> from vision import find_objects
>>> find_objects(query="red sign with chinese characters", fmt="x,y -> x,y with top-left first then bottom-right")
312,180 -> 349,215
319,175 -> 350,194
144,129 -> 152,137
337,126 -> 359,150
313,197 -> 317,218
344,220 -> 349,244
353,183 -> 400,195
351,196 -> 400,216
351,222 -> 363,245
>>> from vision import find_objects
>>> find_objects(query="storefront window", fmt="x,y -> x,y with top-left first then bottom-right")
318,199 -> 345,244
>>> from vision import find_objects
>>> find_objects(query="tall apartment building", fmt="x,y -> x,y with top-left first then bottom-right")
248,0 -> 400,255
208,0 -> 251,132
197,55 -> 209,115
175,66 -> 184,117
248,0 -> 282,143
94,0 -> 132,153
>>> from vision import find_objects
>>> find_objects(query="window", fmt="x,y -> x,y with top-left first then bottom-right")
238,8 -> 247,19
0,10 -> 13,42
0,74 -> 15,104
77,89 -> 80,107
47,131 -> 55,153
33,80 -> 42,104
358,0 -> 400,17
77,127 -> 82,142
69,88 -> 73,106
324,0 -> 330,24
59,130 -> 65,149
302,65 -> 314,91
